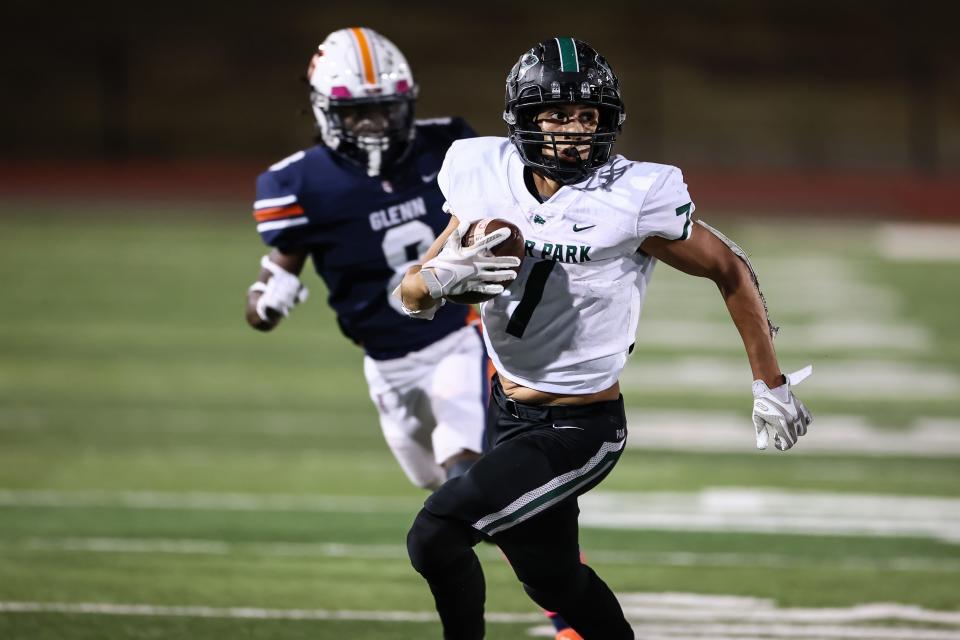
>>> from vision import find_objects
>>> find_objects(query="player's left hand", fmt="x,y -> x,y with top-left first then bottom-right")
752,365 -> 813,451
249,255 -> 309,322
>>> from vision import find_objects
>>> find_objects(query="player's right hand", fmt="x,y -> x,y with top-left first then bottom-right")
248,255 -> 309,322
419,227 -> 520,300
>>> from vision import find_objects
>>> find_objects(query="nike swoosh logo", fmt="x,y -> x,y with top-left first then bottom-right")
760,395 -> 797,418
552,424 -> 584,431
572,224 -> 596,232
421,170 -> 440,183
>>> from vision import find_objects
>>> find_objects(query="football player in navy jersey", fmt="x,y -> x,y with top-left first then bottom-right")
244,28 -> 584,639
245,27 -> 487,489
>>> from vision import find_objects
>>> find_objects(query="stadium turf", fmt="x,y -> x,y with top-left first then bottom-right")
1,206 -> 957,638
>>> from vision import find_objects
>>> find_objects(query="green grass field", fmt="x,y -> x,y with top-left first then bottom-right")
1,204 -> 958,639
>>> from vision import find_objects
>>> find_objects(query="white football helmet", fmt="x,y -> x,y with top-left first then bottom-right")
307,28 -> 419,177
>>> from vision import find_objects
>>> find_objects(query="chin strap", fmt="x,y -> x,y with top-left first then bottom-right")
695,219 -> 779,339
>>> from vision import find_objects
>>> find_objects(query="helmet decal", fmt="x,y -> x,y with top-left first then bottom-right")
517,53 -> 539,82
593,54 -> 616,86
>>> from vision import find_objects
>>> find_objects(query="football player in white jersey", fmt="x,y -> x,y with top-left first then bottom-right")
396,37 -> 813,639
247,29 -> 584,639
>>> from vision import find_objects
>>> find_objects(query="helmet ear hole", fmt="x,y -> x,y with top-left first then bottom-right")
597,105 -> 622,133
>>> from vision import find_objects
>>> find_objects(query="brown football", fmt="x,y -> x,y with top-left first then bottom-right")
446,218 -> 525,305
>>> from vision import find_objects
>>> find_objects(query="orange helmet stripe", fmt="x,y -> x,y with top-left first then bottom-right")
350,27 -> 377,85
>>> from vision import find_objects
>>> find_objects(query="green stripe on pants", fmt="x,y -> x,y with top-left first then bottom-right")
474,439 -> 624,536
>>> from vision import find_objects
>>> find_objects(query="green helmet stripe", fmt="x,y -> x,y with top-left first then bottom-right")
555,37 -> 579,72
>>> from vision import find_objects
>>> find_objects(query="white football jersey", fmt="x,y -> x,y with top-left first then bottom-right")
437,137 -> 696,394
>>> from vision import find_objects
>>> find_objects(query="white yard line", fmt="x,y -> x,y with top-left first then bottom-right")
626,410 -> 960,456
619,357 -> 960,399
0,601 -> 450,622
579,489 -> 960,543
877,223 -> 960,262
633,320 -> 930,351
0,489 -> 421,513
647,256 -> 901,318
3,488 -> 959,542
18,538 -> 405,560
11,537 -> 960,573
531,623 -> 960,639
614,596 -> 960,625
583,548 -> 960,573
2,596 -> 959,638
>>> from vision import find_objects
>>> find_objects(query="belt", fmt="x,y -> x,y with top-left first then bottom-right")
492,379 -> 619,421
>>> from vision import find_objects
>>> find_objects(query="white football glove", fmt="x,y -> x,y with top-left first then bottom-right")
752,365 -> 814,451
419,227 -> 520,300
248,255 -> 309,322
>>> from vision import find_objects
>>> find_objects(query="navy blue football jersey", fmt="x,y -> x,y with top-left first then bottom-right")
253,118 -> 477,360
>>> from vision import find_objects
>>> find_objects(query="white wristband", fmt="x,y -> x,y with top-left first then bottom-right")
390,284 -> 442,320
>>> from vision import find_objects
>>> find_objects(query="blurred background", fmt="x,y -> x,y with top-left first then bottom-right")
2,0 -> 959,214
1,1 -> 958,639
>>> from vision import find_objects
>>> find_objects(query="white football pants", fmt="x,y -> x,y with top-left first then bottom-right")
363,325 -> 488,490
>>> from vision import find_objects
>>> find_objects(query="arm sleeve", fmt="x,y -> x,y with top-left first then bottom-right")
636,167 -> 696,245
252,169 -> 308,248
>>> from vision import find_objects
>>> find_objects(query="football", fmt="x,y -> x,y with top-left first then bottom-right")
446,218 -> 525,305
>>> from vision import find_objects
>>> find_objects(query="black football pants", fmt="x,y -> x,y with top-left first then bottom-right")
407,377 -> 634,639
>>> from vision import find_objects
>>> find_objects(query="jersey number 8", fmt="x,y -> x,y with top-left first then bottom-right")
383,221 -> 436,315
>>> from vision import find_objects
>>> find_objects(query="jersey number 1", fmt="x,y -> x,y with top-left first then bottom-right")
505,260 -> 556,338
